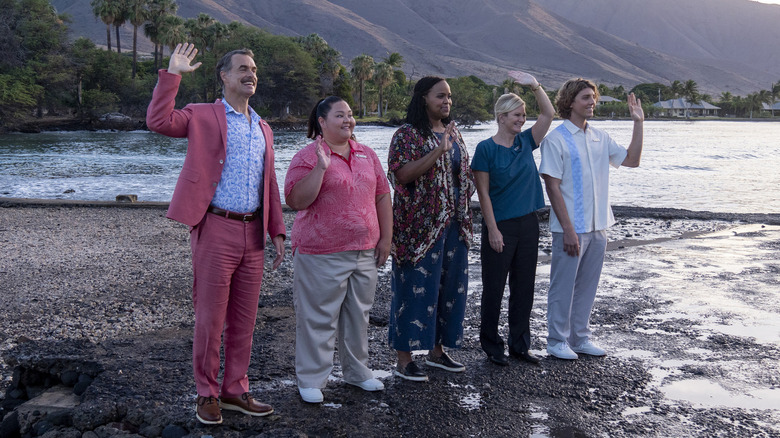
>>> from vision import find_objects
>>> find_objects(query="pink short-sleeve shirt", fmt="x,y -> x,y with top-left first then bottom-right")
285,139 -> 391,255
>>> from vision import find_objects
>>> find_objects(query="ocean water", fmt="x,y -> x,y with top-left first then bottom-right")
0,120 -> 778,214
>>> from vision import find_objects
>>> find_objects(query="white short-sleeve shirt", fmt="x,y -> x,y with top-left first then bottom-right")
539,119 -> 627,233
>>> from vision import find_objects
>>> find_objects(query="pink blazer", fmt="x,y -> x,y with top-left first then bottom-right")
146,70 -> 286,242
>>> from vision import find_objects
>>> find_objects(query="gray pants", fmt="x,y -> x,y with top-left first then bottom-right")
547,230 -> 607,347
293,249 -> 377,388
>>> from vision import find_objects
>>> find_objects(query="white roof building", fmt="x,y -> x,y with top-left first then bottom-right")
652,98 -> 720,117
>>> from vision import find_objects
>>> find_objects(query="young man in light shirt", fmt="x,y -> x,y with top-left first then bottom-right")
539,78 -> 644,360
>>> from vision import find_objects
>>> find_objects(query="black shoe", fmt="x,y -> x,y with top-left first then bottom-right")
510,350 -> 540,365
425,352 -> 466,372
394,361 -> 428,382
487,354 -> 509,366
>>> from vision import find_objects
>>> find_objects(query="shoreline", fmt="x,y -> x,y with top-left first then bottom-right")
3,196 -> 780,225
2,114 -> 776,134
1,204 -> 778,437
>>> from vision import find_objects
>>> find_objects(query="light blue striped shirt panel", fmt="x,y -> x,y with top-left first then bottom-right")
539,119 -> 627,233
210,98 -> 266,213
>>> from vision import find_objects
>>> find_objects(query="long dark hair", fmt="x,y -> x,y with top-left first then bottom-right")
405,76 -> 450,139
307,96 -> 346,139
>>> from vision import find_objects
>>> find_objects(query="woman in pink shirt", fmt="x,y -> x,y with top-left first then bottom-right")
284,96 -> 392,403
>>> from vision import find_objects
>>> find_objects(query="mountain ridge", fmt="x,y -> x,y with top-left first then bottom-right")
51,0 -> 779,95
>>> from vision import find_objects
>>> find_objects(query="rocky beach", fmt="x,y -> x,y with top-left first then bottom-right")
1,200 -> 779,437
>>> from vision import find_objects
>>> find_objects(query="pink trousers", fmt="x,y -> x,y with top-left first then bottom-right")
190,212 -> 265,398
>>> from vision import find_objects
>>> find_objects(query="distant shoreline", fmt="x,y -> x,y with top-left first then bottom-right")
2,114 -> 776,134
3,197 -> 778,225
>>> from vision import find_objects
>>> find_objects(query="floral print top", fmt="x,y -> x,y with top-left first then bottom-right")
387,124 -> 476,264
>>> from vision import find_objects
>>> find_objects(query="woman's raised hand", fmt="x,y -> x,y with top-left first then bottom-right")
437,121 -> 456,153
315,136 -> 331,170
507,70 -> 539,88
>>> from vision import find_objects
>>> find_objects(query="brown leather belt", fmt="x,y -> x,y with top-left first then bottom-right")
207,206 -> 260,222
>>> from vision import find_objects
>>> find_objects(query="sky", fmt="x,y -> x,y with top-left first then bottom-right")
751,0 -> 780,3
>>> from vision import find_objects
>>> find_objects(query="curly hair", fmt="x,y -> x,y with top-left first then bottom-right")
555,78 -> 599,120
405,76 -> 451,139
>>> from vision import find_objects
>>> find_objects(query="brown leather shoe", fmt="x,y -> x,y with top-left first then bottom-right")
220,392 -> 274,417
196,396 -> 222,425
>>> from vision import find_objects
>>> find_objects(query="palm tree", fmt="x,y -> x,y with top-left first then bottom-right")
158,14 -> 185,54
744,92 -> 770,119
718,91 -> 734,117
112,0 -> 128,53
382,52 -> 404,69
351,54 -> 375,118
373,62 -> 394,117
670,80 -> 684,98
682,79 -> 700,119
771,81 -> 780,117
126,0 -> 148,79
91,0 -> 119,51
297,34 -> 342,96
143,0 -> 178,70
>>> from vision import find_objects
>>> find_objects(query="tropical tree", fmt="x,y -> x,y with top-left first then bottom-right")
718,91 -> 735,117
669,80 -> 684,98
351,54 -> 375,118
157,14 -> 185,53
373,62 -> 394,117
682,79 -> 700,118
91,0 -> 120,52
771,81 -> 780,117
382,52 -> 404,69
295,34 -> 342,96
448,75 -> 492,127
743,91 -> 770,119
112,0 -> 128,53
126,0 -> 148,79
143,0 -> 178,70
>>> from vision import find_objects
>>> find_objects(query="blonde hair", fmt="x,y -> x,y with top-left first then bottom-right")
494,93 -> 525,123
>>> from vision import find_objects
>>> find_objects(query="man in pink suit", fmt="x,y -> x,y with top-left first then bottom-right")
147,43 -> 286,425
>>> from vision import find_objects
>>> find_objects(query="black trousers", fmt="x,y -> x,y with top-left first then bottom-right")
479,212 -> 539,356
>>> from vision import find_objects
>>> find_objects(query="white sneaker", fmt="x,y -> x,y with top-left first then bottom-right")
298,387 -> 324,403
571,340 -> 606,356
547,342 -> 579,360
346,378 -> 385,392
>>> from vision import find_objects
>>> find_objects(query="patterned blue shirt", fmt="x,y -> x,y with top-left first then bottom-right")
210,98 -> 266,213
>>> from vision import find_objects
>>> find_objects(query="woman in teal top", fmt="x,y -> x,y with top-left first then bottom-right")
470,71 -> 554,366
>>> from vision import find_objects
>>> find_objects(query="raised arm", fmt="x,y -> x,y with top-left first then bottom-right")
622,93 -> 644,168
167,43 -> 202,75
285,137 -> 330,211
394,121 -> 455,185
508,71 -> 554,145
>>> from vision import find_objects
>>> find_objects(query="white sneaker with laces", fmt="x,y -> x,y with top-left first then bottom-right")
571,340 -> 606,356
298,387 -> 324,403
547,342 -> 579,360
346,378 -> 385,392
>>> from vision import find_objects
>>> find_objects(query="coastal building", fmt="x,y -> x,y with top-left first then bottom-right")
598,96 -> 622,105
761,102 -> 780,112
652,98 -> 720,117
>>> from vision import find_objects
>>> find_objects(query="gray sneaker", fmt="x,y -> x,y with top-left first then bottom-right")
425,352 -> 466,372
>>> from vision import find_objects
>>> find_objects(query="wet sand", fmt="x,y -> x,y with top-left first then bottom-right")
1,200 -> 779,437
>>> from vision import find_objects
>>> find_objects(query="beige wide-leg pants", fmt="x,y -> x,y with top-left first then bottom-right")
293,249 -> 377,388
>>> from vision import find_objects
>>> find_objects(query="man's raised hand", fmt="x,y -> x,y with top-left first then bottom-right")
167,43 -> 202,76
